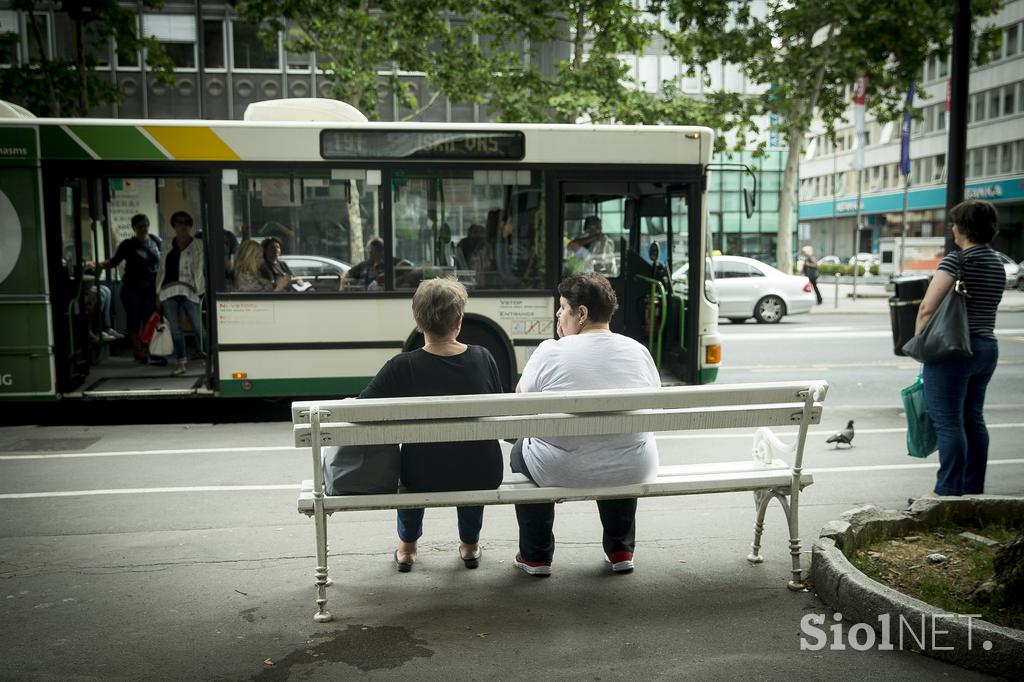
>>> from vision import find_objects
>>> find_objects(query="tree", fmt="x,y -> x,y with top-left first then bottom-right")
0,0 -> 173,117
660,0 -> 1001,273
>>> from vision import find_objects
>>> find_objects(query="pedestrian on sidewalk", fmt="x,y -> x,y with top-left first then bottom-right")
801,246 -> 823,305
915,199 -> 1004,497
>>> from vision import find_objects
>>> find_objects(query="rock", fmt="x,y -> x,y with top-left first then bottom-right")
927,553 -> 947,564
993,530 -> 1024,601
866,551 -> 881,559
958,531 -> 1001,548
970,579 -> 999,600
903,535 -> 921,542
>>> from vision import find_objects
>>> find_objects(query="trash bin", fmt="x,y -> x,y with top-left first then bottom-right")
889,276 -> 930,356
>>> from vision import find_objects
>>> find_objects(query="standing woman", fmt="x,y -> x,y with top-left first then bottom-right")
800,245 -> 823,305
101,213 -> 161,362
915,200 -> 1004,497
511,272 -> 660,576
155,211 -> 206,376
359,277 -> 503,571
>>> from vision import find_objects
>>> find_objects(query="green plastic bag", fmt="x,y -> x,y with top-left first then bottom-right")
902,370 -> 937,458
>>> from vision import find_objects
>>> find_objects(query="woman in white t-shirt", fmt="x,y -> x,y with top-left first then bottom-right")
510,272 -> 660,577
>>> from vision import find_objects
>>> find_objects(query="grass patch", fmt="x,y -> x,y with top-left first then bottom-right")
850,523 -> 1023,630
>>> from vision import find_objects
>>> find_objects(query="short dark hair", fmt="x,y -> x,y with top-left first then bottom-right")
261,236 -> 283,251
130,213 -> 149,229
170,211 -> 193,228
950,200 -> 999,244
558,272 -> 618,323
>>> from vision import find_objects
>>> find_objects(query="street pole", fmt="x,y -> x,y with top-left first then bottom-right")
899,175 -> 909,277
852,169 -> 862,300
945,0 -> 971,255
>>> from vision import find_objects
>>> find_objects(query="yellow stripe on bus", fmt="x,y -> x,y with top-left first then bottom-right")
143,126 -> 241,161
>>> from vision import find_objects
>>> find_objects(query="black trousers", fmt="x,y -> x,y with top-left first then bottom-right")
511,439 -> 637,563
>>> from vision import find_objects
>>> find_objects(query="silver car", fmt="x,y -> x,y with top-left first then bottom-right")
675,255 -> 816,324
995,251 -> 1022,290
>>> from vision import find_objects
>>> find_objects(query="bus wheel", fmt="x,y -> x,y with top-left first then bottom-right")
754,295 -> 785,324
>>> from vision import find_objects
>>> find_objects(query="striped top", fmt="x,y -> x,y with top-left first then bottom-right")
937,246 -> 1004,339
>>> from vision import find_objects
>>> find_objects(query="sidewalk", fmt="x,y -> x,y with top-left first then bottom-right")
809,280 -> 1024,315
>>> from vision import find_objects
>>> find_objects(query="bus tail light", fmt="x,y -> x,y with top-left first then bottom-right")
705,344 -> 721,365
232,372 -> 248,379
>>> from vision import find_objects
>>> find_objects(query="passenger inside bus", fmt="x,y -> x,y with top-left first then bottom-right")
233,240 -> 289,292
456,224 -> 493,274
566,216 -> 619,277
260,236 -> 308,292
100,213 -> 161,362
342,237 -> 385,290
155,211 -> 206,376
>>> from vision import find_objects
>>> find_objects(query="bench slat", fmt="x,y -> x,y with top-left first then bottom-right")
294,403 -> 821,448
292,381 -> 828,424
298,465 -> 813,513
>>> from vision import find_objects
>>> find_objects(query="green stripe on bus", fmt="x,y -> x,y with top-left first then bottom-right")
40,126 -> 92,160
218,376 -> 374,398
699,367 -> 718,384
67,125 -> 167,160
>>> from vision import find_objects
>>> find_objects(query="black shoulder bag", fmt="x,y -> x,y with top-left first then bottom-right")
901,252 -> 972,363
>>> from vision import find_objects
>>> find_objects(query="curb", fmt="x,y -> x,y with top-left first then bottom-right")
809,496 -> 1024,678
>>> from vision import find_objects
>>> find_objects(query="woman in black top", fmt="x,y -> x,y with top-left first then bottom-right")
101,213 -> 161,362
915,200 -> 1004,497
360,277 -> 503,571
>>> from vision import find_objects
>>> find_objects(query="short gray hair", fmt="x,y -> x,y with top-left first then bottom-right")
412,277 -> 468,336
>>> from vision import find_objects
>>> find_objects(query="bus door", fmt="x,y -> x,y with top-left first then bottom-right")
558,179 -> 697,383
49,173 -> 211,397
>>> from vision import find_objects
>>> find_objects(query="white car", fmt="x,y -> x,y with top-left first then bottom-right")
995,251 -> 1022,289
280,255 -> 351,291
674,255 -> 816,324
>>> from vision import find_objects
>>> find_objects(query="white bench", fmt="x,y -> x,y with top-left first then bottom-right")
293,380 -> 829,622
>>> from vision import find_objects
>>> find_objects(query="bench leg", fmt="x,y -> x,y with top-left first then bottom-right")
746,488 -> 805,591
312,498 -> 333,623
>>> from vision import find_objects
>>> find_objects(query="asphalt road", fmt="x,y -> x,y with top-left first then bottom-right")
0,308 -> 1021,679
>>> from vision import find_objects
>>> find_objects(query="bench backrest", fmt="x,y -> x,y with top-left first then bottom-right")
293,380 -> 827,448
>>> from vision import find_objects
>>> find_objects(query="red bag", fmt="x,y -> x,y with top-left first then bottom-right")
139,312 -> 161,345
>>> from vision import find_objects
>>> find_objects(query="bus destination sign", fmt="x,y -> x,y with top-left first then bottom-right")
321,130 -> 524,160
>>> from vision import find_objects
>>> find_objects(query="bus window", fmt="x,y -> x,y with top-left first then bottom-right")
222,170 -> 380,292
391,169 -> 545,291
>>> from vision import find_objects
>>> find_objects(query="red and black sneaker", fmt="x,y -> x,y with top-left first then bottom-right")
605,551 -> 635,573
513,553 -> 552,577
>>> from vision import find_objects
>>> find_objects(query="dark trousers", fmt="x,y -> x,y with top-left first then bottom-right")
923,336 -> 998,496
511,439 -> 637,563
396,506 -> 484,544
808,276 -> 823,304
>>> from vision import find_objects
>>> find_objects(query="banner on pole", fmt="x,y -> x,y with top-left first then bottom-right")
900,81 -> 915,178
851,75 -> 868,170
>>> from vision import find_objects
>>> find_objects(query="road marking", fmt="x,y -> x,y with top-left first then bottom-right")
656,422 -> 1024,440
811,458 -> 1024,474
724,360 -> 1024,370
3,423 -> 1024,458
720,327 -> 1024,342
0,484 -> 300,499
0,445 -> 300,461
3,461 -> 1022,499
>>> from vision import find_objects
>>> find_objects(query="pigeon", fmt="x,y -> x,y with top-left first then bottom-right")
826,420 -> 855,448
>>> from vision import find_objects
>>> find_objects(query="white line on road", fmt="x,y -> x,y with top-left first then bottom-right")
720,328 -> 1024,342
3,423 -> 1024,458
2,461 -> 1022,500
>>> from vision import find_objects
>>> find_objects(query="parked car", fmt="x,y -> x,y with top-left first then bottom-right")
280,255 -> 350,291
818,255 -> 842,266
847,252 -> 879,268
673,255 -> 815,324
995,251 -> 1022,289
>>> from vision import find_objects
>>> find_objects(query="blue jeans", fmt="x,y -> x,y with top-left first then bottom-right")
396,506 -> 484,544
162,295 -> 203,362
923,336 -> 999,496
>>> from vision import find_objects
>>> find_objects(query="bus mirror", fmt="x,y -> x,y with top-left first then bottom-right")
743,188 -> 755,219
648,241 -> 661,264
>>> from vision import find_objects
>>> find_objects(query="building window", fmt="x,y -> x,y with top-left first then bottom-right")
934,153 -> 945,182
936,105 -> 946,130
985,145 -> 998,176
285,25 -> 311,72
1000,143 -> 1012,174
974,93 -> 986,122
1004,85 -> 1016,116
26,13 -> 51,61
143,14 -> 196,69
968,148 -> 982,178
937,54 -> 948,79
989,89 -> 1000,120
203,19 -> 225,69
1006,24 -> 1019,58
232,22 -> 279,70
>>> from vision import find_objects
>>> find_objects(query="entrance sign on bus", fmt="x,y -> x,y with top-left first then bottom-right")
321,130 -> 525,160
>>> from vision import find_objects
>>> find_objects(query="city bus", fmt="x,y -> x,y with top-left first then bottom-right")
0,98 -> 721,401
